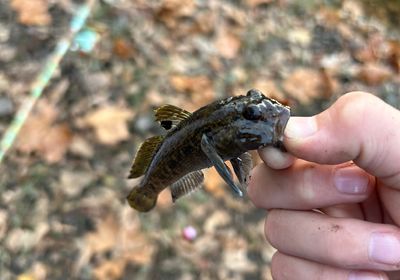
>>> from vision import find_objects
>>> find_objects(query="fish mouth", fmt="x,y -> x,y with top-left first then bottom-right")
272,106 -> 290,147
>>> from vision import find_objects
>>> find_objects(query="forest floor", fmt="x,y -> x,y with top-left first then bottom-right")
0,0 -> 400,279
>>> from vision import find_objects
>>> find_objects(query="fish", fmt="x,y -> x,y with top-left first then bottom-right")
127,89 -> 291,212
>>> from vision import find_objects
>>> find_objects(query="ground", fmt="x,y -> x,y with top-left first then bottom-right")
0,0 -> 399,279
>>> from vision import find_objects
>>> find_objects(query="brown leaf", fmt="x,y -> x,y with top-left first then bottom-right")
93,259 -> 126,280
215,28 -> 241,59
11,0 -> 51,26
203,167 -> 226,198
170,75 -> 210,93
245,0 -> 273,8
253,80 -> 286,102
16,100 -> 72,163
81,106 -> 134,145
156,0 -> 196,29
113,38 -> 135,59
156,188 -> 173,210
357,63 -> 393,86
283,68 -> 327,104
388,40 -> 400,73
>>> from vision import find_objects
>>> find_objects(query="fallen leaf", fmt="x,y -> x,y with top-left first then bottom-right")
113,38 -> 135,59
16,100 -> 72,163
81,105 -> 134,145
156,188 -> 173,210
170,75 -> 211,93
41,124 -> 73,163
245,0 -> 273,8
203,168 -> 226,198
283,68 -> 326,104
215,27 -> 241,59
253,80 -> 286,102
388,40 -> 400,73
93,259 -> 126,280
69,135 -> 94,158
11,0 -> 51,26
0,209 -> 8,241
169,75 -> 215,109
357,63 -> 392,86
156,0 -> 196,29
59,170 -> 95,198
204,210 -> 231,234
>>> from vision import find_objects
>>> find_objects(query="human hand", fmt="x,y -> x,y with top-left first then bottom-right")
248,92 -> 400,279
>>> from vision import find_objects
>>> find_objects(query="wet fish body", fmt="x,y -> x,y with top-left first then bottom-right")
127,89 -> 290,212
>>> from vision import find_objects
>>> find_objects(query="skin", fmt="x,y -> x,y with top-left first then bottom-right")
248,91 -> 400,279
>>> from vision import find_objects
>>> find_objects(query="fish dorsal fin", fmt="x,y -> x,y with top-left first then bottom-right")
170,170 -> 204,202
128,135 -> 163,178
154,105 -> 192,130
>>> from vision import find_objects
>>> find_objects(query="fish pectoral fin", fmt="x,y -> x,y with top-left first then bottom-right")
200,134 -> 243,197
154,104 -> 192,130
170,170 -> 204,202
128,135 -> 164,178
230,152 -> 253,189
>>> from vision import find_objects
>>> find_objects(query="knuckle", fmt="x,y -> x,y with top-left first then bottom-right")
264,210 -> 281,247
335,91 -> 382,129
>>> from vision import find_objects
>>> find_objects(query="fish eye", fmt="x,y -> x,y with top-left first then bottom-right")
243,104 -> 262,120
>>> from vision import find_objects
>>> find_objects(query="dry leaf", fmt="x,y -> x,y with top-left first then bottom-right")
253,80 -> 286,102
283,68 -> 326,104
93,259 -> 126,280
0,209 -> 8,241
388,40 -> 400,73
156,188 -> 173,210
156,0 -> 196,29
245,0 -> 273,8
215,28 -> 241,59
81,106 -> 134,145
113,38 -> 135,59
170,75 -> 211,93
69,135 -> 94,158
11,0 -> 51,26
203,168 -> 226,198
357,63 -> 392,86
169,75 -> 215,109
16,100 -> 72,163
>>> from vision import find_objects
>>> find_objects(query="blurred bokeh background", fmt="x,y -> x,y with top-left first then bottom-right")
0,0 -> 399,279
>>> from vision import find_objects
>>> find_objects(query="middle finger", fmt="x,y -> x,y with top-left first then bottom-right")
248,160 -> 375,210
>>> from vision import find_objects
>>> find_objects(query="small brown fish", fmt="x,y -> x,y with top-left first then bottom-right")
127,89 -> 290,212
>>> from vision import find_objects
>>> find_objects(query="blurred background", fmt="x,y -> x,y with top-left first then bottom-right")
0,0 -> 399,279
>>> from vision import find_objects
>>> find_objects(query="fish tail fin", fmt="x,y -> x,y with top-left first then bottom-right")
127,185 -> 158,212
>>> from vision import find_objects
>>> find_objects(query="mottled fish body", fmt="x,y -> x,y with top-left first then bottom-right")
127,89 -> 290,212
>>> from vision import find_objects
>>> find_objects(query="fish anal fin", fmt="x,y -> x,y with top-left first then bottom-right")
170,170 -> 204,202
154,105 -> 192,129
128,135 -> 163,178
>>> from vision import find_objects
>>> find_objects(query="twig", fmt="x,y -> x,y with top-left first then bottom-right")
0,0 -> 97,164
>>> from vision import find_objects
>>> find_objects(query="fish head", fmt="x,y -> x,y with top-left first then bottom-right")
213,89 -> 291,153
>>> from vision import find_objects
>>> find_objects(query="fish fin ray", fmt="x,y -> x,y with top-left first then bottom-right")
200,134 -> 243,197
170,170 -> 204,202
230,152 -> 253,190
154,105 -> 192,129
128,135 -> 163,178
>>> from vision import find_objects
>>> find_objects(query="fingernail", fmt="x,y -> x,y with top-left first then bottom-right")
284,117 -> 317,139
334,166 -> 369,194
369,232 -> 400,265
348,271 -> 384,280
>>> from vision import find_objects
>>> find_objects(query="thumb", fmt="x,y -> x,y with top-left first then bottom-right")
284,91 -> 400,189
